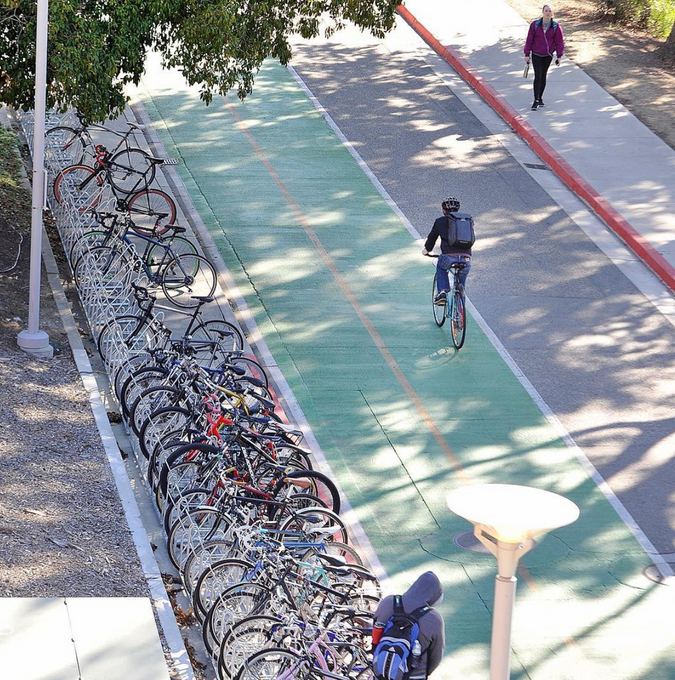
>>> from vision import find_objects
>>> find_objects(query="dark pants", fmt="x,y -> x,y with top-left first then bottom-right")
532,54 -> 553,101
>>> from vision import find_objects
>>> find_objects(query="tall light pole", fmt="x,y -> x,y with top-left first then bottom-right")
17,0 -> 53,358
447,484 -> 580,680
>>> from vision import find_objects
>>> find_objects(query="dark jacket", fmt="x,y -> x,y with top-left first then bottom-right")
524,18 -> 564,58
374,572 -> 445,678
424,215 -> 472,256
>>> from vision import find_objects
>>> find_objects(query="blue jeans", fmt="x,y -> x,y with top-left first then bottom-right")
437,255 -> 471,292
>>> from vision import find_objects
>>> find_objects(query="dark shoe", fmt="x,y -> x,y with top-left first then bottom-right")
538,99 -> 545,107
531,100 -> 539,110
434,292 -> 447,305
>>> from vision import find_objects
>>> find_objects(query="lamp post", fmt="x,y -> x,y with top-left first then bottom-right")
17,0 -> 52,358
446,484 -> 579,680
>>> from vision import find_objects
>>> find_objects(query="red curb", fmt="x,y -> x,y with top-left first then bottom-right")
397,4 -> 675,292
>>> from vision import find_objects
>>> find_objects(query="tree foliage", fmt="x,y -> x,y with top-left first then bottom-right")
0,0 -> 398,121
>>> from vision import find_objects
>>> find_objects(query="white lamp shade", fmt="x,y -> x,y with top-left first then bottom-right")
447,484 -> 580,543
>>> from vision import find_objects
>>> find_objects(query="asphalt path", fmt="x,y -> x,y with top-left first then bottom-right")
288,22 -> 675,557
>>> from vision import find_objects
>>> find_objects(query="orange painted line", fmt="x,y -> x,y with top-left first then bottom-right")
397,4 -> 675,294
225,101 -> 469,484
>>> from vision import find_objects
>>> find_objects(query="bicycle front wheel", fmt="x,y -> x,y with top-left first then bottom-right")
161,253 -> 217,308
235,648 -> 305,680
432,272 -> 446,327
45,126 -> 86,165
53,164 -> 102,210
450,289 -> 467,349
127,188 -> 176,235
109,148 -> 154,193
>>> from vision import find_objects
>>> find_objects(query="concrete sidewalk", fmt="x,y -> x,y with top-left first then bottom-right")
399,0 -> 675,291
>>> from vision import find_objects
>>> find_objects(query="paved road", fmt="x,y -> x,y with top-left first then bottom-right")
129,17 -> 675,678
288,20 -> 675,556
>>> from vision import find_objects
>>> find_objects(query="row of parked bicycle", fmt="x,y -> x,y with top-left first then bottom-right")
22,110 -> 380,680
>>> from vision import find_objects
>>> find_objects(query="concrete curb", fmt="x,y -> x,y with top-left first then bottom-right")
396,4 -> 675,294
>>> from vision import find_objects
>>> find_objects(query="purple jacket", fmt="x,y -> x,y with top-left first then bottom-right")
524,19 -> 564,57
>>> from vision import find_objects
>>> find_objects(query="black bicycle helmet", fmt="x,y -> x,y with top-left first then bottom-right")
442,197 -> 461,212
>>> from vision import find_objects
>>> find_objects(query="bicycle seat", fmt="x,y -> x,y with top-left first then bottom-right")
450,261 -> 468,270
126,122 -> 145,131
146,155 -> 166,165
189,294 -> 213,302
164,224 -> 187,234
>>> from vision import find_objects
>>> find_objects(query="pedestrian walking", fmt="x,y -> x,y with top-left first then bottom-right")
523,4 -> 564,110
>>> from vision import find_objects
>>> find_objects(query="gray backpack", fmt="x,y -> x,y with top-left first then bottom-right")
446,212 -> 475,248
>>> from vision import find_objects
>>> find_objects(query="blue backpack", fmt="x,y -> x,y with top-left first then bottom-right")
373,596 -> 431,680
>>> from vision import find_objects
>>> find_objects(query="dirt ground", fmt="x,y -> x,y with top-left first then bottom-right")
505,0 -> 675,150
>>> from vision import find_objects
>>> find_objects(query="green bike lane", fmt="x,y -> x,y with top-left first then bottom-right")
132,57 -> 675,678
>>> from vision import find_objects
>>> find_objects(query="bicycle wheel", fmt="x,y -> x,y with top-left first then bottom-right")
146,236 -> 197,275
73,245 -> 130,290
161,253 -> 217,308
119,364 -> 170,420
53,164 -> 103,210
45,126 -> 85,164
205,583 -> 273,657
68,229 -> 109,266
130,385 -> 183,437
235,648 -> 305,680
280,470 -> 341,515
193,558 -> 254,623
97,315 -> 146,364
228,356 -> 268,388
278,506 -> 349,544
450,288 -> 467,349
109,148 -> 154,193
139,405 -> 193,460
182,538 -> 237,596
218,615 -> 282,680
191,320 -> 244,357
127,188 -> 176,235
432,272 -> 446,327
167,506 -> 233,570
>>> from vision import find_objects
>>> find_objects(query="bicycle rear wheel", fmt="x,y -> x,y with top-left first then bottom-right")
109,148 -> 154,193
432,272 -> 446,327
127,188 -> 176,235
450,288 -> 467,349
234,648 -> 304,680
161,253 -> 217,308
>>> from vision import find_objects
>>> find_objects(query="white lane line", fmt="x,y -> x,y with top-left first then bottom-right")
287,62 -> 675,582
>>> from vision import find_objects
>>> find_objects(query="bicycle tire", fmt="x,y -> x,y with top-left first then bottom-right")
451,288 -> 467,349
130,384 -> 183,437
193,557 -> 254,623
277,506 -> 349,544
218,615 -> 282,680
191,320 -> 245,357
146,235 -> 197,274
167,505 -> 234,570
109,147 -> 154,193
68,228 -> 109,266
227,356 -> 267,388
127,188 -> 176,235
138,405 -> 194,460
432,272 -> 446,327
181,538 -> 237,595
301,541 -> 363,566
234,647 -> 305,680
119,364 -> 170,420
158,442 -> 222,505
204,582 -> 273,657
281,470 -> 340,515
161,253 -> 217,308
45,126 -> 86,164
53,164 -> 103,210
96,314 -> 147,364
72,245 -> 130,291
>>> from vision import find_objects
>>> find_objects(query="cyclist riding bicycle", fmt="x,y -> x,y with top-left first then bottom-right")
422,197 -> 472,305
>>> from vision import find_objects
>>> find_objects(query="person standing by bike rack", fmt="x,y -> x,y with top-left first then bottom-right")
422,197 -> 473,306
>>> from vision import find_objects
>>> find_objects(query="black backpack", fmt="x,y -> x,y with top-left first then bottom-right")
372,596 -> 431,680
446,212 -> 475,248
